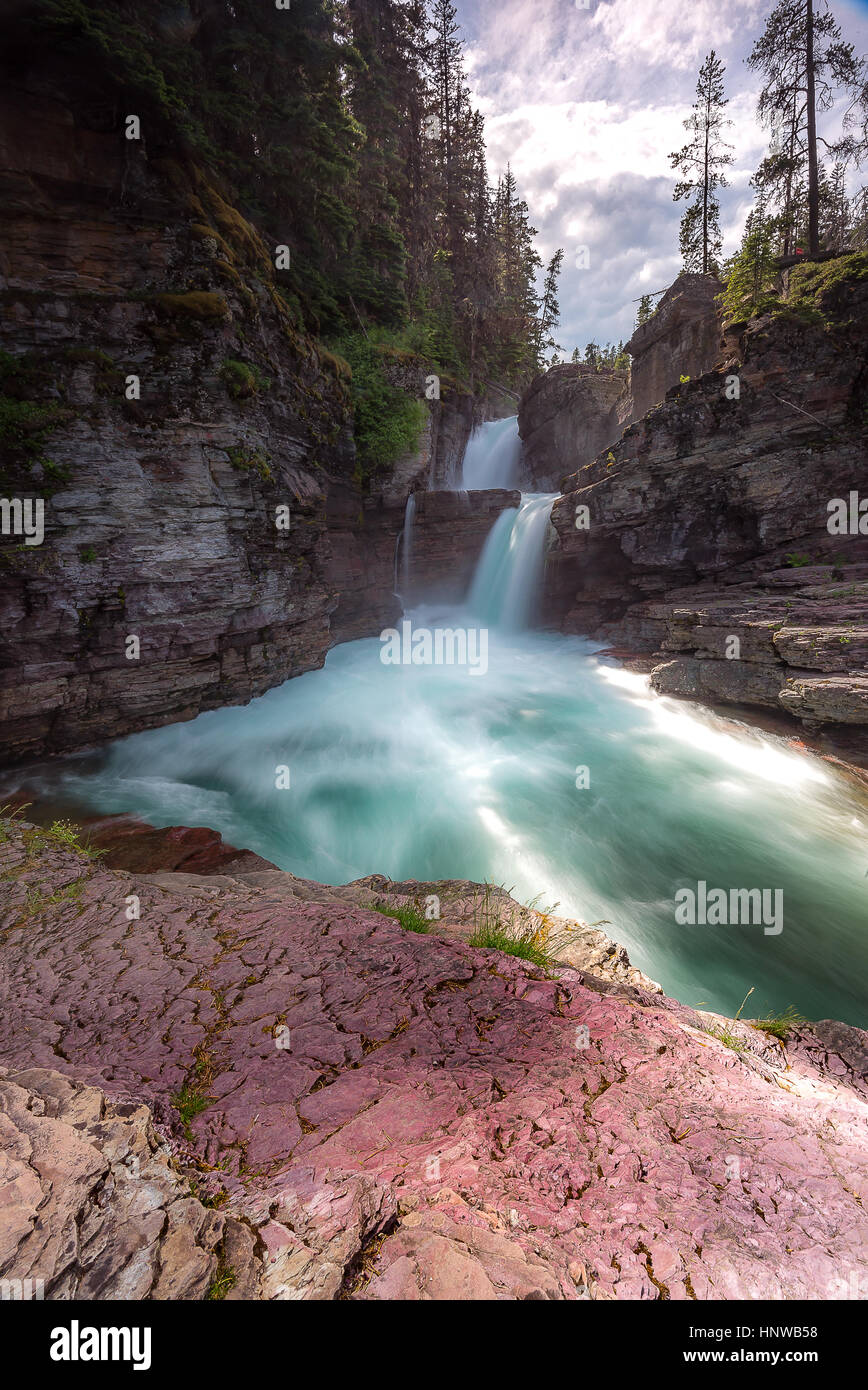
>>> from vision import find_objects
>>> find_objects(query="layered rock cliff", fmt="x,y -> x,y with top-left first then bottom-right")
625,272 -> 723,424
518,364 -> 627,491
2,816 -> 866,1300
517,272 -> 723,490
546,257 -> 868,758
0,83 -> 512,762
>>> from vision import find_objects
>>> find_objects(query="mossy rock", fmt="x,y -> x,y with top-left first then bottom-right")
782,253 -> 868,328
220,358 -> 270,400
154,291 -> 229,320
226,443 -> 272,482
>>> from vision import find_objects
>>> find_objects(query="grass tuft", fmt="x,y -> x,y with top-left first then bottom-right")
750,1006 -> 805,1042
371,901 -> 431,934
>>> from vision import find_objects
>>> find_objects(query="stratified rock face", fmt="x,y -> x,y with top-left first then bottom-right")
402,490 -> 520,604
549,264 -> 868,749
518,364 -> 627,491
0,86 -> 390,760
0,87 -> 504,761
2,819 -> 867,1301
626,272 -> 723,424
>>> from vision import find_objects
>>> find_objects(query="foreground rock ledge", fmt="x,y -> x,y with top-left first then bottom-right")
1,821 -> 866,1301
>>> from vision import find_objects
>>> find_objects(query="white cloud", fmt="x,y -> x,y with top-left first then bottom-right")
455,0 -> 868,348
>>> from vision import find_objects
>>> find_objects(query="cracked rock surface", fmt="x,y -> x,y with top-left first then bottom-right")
1,820 -> 867,1300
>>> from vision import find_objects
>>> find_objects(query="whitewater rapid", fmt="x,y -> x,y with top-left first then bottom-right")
9,489 -> 868,1027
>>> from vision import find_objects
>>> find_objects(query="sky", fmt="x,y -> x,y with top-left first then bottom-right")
454,0 -> 868,353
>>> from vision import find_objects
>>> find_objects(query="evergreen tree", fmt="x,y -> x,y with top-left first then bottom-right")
669,51 -> 734,274
748,0 -> 864,255
634,294 -> 655,328
6,0 -> 549,397
719,195 -> 779,321
536,248 -> 564,364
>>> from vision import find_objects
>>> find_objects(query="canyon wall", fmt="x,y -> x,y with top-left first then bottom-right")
545,258 -> 868,755
400,489 -> 520,605
0,85 -> 509,761
625,272 -> 723,425
518,365 -> 627,491
517,272 -> 723,490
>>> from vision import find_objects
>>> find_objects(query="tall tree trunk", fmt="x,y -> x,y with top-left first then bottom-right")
806,0 -> 820,255
702,89 -> 710,274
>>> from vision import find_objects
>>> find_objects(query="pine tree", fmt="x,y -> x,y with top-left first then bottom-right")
748,0 -> 864,256
719,195 -> 779,322
669,51 -> 734,274
819,160 -> 851,248
536,248 -> 564,364
635,294 -> 655,328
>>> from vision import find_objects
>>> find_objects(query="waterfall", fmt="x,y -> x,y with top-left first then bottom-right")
459,416 -> 522,490
398,494 -> 416,598
467,493 -> 557,631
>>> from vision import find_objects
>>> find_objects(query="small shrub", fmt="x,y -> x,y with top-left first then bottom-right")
171,1084 -> 212,1139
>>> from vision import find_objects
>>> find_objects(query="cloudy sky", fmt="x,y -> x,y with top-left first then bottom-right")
455,0 -> 868,353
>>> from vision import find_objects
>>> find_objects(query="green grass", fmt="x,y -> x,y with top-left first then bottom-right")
171,1084 -> 212,1139
466,883 -> 566,973
703,1022 -> 749,1053
205,1254 -> 236,1301
750,1006 -> 805,1042
371,901 -> 431,934
468,921 -> 552,969
220,357 -> 271,400
23,876 -> 86,916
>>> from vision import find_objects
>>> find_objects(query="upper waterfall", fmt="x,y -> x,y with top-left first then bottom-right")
457,416 -> 522,490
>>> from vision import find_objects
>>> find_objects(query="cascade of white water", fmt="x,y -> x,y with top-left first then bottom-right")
467,493 -> 557,631
458,416 -> 522,490
399,494 -> 416,597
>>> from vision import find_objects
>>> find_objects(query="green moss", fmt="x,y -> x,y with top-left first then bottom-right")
0,373 -> 69,490
220,358 -> 270,400
317,347 -> 353,382
226,444 -> 272,482
154,291 -> 229,320
778,252 -> 868,328
190,221 -> 234,261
